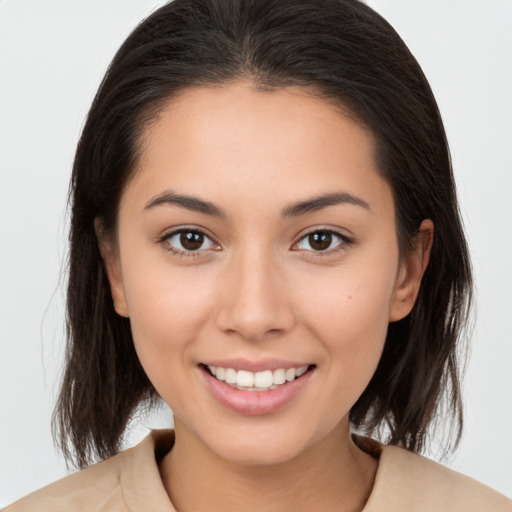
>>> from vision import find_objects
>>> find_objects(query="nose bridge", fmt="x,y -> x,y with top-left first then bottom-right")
215,242 -> 294,341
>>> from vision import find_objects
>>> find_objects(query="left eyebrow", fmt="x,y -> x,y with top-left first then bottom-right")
281,192 -> 370,218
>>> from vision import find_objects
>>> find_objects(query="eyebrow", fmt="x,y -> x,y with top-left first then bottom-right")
144,191 -> 227,218
281,192 -> 370,218
144,190 -> 370,218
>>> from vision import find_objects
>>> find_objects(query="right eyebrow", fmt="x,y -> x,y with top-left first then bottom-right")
143,190 -> 227,219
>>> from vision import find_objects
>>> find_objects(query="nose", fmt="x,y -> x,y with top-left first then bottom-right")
214,247 -> 296,342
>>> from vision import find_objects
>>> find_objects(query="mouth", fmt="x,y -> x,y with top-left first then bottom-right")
200,363 -> 316,392
199,361 -> 317,415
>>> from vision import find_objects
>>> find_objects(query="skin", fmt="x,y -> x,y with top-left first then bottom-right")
99,81 -> 433,512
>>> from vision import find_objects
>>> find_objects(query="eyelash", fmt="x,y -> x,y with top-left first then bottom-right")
158,227 -> 353,258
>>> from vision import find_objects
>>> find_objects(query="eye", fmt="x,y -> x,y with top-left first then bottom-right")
162,228 -> 219,256
294,229 -> 350,253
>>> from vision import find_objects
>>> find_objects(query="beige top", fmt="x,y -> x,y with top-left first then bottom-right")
5,430 -> 511,512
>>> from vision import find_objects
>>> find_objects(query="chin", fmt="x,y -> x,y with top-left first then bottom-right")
215,438 -> 304,466
195,420 -> 324,467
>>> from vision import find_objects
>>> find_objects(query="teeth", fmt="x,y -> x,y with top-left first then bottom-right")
296,366 -> 308,377
237,370 -> 254,387
206,365 -> 311,391
285,368 -> 296,382
224,368 -> 237,384
254,370 -> 273,388
273,368 -> 286,385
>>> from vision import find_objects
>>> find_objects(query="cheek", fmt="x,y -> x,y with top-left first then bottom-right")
297,263 -> 395,343
120,255 -> 216,385
295,261 -> 396,394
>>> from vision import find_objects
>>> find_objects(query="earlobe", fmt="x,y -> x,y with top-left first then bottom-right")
389,219 -> 434,322
94,218 -> 129,318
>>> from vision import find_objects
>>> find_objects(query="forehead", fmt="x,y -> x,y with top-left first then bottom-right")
124,82 -> 393,218
141,82 -> 373,167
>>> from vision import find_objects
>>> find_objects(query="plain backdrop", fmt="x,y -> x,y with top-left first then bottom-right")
1,0 -> 511,506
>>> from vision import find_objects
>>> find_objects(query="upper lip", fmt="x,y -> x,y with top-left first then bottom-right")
200,358 -> 313,372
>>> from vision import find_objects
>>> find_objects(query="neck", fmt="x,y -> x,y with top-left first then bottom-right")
159,419 -> 378,512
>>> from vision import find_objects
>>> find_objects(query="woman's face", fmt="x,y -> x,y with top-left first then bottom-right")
102,82 -> 429,465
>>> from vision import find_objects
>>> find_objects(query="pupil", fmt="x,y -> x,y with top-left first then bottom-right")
180,231 -> 203,250
309,232 -> 332,250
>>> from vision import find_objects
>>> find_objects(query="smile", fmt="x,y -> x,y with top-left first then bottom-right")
200,361 -> 316,415
207,365 -> 310,391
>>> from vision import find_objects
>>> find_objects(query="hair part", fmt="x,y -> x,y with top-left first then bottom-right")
53,0 -> 472,468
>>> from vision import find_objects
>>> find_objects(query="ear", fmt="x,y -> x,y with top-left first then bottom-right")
389,219 -> 434,322
94,218 -> 129,318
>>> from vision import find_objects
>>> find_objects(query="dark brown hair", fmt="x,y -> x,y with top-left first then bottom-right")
54,0 -> 472,468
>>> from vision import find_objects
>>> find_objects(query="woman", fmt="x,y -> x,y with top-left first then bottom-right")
5,0 -> 511,510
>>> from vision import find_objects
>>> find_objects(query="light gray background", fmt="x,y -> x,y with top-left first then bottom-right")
1,0 -> 511,506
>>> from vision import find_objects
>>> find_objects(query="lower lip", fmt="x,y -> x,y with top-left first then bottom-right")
200,366 -> 314,416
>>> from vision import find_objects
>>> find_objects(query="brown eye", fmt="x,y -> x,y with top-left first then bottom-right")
294,230 -> 350,253
165,229 -> 217,254
308,231 -> 332,251
180,231 -> 204,250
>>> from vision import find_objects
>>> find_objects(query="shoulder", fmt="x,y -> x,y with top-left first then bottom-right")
3,430 -> 176,512
3,450 -> 126,512
364,440 -> 512,512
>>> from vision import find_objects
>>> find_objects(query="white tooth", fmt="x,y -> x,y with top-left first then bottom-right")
285,368 -> 296,382
208,365 -> 217,376
254,370 -> 273,388
225,368 -> 237,384
296,366 -> 308,377
273,369 -> 286,385
215,367 -> 226,381
236,370 -> 254,387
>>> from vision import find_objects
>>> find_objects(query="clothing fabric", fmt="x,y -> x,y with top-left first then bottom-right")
5,429 -> 511,511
